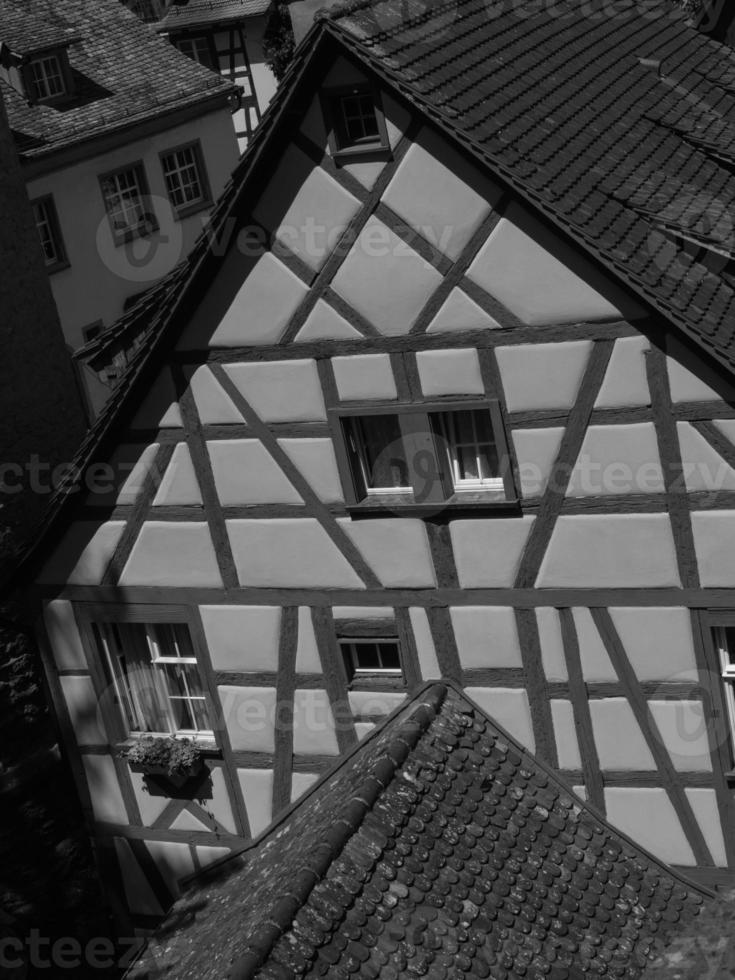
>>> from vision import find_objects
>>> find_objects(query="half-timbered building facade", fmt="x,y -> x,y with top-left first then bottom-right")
25,0 -> 735,931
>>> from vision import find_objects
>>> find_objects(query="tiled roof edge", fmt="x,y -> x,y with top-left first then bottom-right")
227,682 -> 448,980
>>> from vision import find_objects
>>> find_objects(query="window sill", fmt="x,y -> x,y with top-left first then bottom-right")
348,675 -> 406,692
46,259 -> 71,275
332,144 -> 392,165
110,224 -> 160,248
172,198 -> 212,222
723,770 -> 735,786
347,493 -> 520,519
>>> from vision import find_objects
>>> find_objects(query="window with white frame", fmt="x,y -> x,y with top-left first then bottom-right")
160,143 -> 209,212
99,163 -> 154,241
94,621 -> 212,737
715,626 -> 735,751
32,196 -> 66,268
323,85 -> 389,159
336,401 -> 513,507
27,53 -> 66,101
175,35 -> 215,69
339,638 -> 403,684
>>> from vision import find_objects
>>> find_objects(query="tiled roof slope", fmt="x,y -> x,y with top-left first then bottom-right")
322,0 -> 735,373
155,0 -> 272,30
0,0 -> 235,159
127,682 -> 708,980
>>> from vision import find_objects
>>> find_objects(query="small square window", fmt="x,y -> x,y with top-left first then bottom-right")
343,414 -> 412,497
99,163 -> 157,243
31,196 -> 67,271
339,638 -> 403,684
175,35 -> 216,70
160,143 -> 210,216
431,409 -> 504,492
27,53 -> 66,101
324,85 -> 390,160
94,620 -> 213,738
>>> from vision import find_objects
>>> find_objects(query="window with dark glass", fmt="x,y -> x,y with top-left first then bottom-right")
27,53 -> 66,100
31,196 -> 66,270
99,163 -> 156,242
160,143 -> 210,214
175,35 -> 216,70
339,638 -> 403,684
343,414 -> 411,496
324,85 -> 389,158
94,621 -> 212,737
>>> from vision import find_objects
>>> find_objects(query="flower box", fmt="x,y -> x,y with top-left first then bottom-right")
118,735 -> 207,788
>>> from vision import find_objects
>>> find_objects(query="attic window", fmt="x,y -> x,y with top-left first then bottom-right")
175,35 -> 216,70
323,85 -> 390,162
339,638 -> 403,686
27,53 -> 66,101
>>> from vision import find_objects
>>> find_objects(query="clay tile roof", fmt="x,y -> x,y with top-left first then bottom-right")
155,0 -> 272,30
0,0 -> 235,160
320,0 -> 735,373
125,682 -> 708,980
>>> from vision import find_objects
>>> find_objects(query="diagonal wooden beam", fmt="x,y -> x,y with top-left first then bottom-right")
591,606 -> 714,866
210,362 -> 381,589
514,339 -> 614,588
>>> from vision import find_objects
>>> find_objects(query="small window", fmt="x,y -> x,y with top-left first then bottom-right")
715,626 -> 735,749
431,409 -> 504,492
324,85 -> 390,160
94,621 -> 213,737
27,53 -> 66,101
160,143 -> 210,215
340,638 -> 403,684
81,321 -> 104,343
31,196 -> 66,270
99,163 -> 157,243
175,35 -> 216,70
343,414 -> 411,496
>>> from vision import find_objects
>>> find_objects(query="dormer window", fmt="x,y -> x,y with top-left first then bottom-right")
322,85 -> 390,162
27,53 -> 66,101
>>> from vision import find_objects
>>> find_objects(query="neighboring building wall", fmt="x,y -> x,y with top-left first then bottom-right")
34,57 -> 735,924
0,92 -> 87,534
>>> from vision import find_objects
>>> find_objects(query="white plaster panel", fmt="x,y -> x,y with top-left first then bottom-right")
131,368 -> 182,429
511,428 -> 565,498
691,511 -> 735,587
685,788 -> 728,866
332,353 -> 398,401
667,357 -> 722,403
536,608 -> 567,682
496,341 -> 592,413
450,607 -> 522,669
209,251 -> 309,347
82,755 -> 128,824
44,600 -> 86,671
195,845 -> 231,869
330,215 -> 443,336
333,606 -> 395,620
226,519 -> 365,588
573,608 -> 617,682
144,841 -> 195,897
295,299 -> 363,343
208,440 -> 303,505
39,521 -> 126,586
648,701 -> 712,772
237,768 -> 274,836
114,838 -> 163,917
550,700 -> 582,770
187,365 -> 243,424
450,517 -> 536,588
355,722 -> 376,741
572,785 -> 587,802
589,699 -> 656,770
382,124 -> 501,261
252,144 -> 361,271
536,514 -> 681,588
223,360 -> 326,422
219,685 -> 276,753
415,348 -> 484,397
290,771 -> 319,803
129,772 -> 172,827
467,202 -> 640,325
293,689 -> 340,755
200,606 -> 281,672
171,810 -> 210,833
115,443 -> 160,506
427,288 -> 501,333
339,518 -> 436,587
595,336 -> 650,409
567,424 -> 664,497
604,787 -> 696,865
608,607 -> 698,682
713,419 -> 735,447
295,607 -> 322,673
409,608 -> 442,679
208,766 -> 237,834
348,691 -> 406,717
464,687 -> 535,752
153,443 -> 202,506
119,522 -> 222,587
60,675 -> 106,746
677,423 -> 735,493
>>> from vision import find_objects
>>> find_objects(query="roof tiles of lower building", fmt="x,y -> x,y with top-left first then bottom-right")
155,0 -> 272,30
126,682 -> 709,980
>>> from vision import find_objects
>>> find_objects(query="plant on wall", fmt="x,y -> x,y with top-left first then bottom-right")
119,735 -> 205,783
263,2 -> 295,81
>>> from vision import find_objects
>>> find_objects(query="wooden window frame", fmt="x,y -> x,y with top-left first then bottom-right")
23,49 -> 73,104
321,83 -> 391,164
98,161 -> 158,245
329,398 -> 517,516
173,32 -> 218,71
30,194 -> 69,272
74,603 -> 218,749
334,617 -> 405,691
159,140 -> 212,220
704,611 -> 735,782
